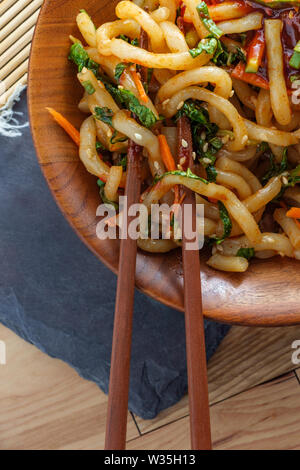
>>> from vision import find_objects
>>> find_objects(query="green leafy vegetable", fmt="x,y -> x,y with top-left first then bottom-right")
68,43 -> 100,76
114,63 -> 127,82
117,88 -> 157,128
289,40 -> 300,70
82,80 -> 95,95
283,165 -> 300,188
154,167 -> 208,185
94,107 -> 127,145
196,2 -> 223,38
218,201 -> 232,241
96,141 -> 105,152
97,178 -> 105,188
176,100 -> 223,165
261,147 -> 288,185
206,165 -> 217,182
211,40 -> 246,67
94,107 -> 114,127
210,202 -> 232,244
99,186 -> 119,210
189,37 -> 218,58
290,74 -> 300,83
119,155 -> 127,171
236,247 -> 255,260
118,35 -> 139,46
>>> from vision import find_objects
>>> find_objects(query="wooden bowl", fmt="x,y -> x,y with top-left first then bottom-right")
28,0 -> 300,326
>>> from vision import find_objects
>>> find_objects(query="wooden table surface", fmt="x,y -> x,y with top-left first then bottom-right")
0,322 -> 300,450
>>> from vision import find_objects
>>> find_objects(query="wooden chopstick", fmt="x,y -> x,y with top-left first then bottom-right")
178,116 -> 212,450
105,139 -> 143,450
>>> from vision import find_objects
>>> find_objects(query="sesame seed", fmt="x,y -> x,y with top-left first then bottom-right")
107,129 -> 112,138
134,133 -> 142,141
200,131 -> 206,140
242,135 -> 248,145
181,139 -> 188,148
154,161 -> 160,170
118,85 -> 124,89
81,67 -> 88,73
192,152 -> 196,160
216,244 -> 223,252
282,176 -> 289,185
176,101 -> 184,110
162,98 -> 170,107
203,143 -> 209,152
202,157 -> 211,165
230,90 -> 235,97
179,157 -> 186,166
177,164 -> 183,170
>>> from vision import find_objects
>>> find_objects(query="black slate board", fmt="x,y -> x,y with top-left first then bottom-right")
0,92 -> 229,419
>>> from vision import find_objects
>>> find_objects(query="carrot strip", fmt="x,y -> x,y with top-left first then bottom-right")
231,62 -> 269,90
286,207 -> 300,219
158,134 -> 181,204
158,134 -> 177,171
46,107 -> 80,146
131,70 -> 148,103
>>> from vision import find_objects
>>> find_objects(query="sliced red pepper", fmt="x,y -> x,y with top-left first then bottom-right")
245,29 -> 265,73
231,62 -> 269,90
176,15 -> 185,34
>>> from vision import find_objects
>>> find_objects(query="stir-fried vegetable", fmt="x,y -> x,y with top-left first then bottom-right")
236,247 -> 255,260
196,1 -> 223,38
286,207 -> 300,219
231,62 -> 269,89
46,107 -> 80,146
289,41 -> 300,70
245,30 -> 265,73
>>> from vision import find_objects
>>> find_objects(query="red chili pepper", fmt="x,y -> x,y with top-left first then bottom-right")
176,16 -> 185,34
245,29 -> 265,73
231,62 -> 269,90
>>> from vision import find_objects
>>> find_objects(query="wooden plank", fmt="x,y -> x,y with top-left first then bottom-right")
135,325 -> 300,434
0,325 -> 139,450
128,373 -> 300,450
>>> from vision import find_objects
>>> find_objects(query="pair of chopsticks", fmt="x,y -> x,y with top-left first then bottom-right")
105,27 -> 211,449
105,125 -> 212,450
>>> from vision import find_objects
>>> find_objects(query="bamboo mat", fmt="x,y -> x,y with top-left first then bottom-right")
0,0 -> 43,107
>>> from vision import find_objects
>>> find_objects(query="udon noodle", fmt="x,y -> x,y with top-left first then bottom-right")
49,0 -> 300,272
